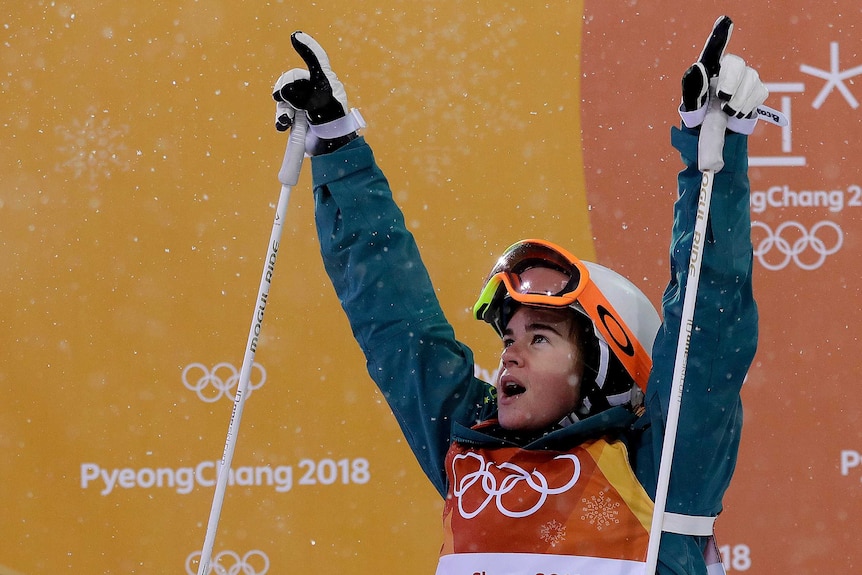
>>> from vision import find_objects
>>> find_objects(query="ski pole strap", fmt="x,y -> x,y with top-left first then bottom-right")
661,512 -> 716,537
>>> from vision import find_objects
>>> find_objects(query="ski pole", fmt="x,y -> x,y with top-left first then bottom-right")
643,17 -> 732,575
196,113 -> 308,575
644,16 -> 733,575
643,81 -> 727,575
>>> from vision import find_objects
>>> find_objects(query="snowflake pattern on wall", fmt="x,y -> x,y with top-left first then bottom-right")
581,490 -> 621,531
54,106 -> 131,190
539,519 -> 567,548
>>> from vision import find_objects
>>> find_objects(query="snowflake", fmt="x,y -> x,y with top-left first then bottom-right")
580,490 -> 621,531
54,106 -> 131,190
539,519 -> 567,547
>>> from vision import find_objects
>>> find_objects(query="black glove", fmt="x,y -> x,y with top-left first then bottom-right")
680,16 -> 768,134
272,31 -> 364,155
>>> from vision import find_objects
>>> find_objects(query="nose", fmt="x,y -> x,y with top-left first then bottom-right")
501,340 -> 524,367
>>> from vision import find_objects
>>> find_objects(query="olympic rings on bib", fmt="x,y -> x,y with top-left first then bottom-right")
451,451 -> 582,519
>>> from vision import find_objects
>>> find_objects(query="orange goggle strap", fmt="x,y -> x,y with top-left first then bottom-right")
472,240 -> 653,392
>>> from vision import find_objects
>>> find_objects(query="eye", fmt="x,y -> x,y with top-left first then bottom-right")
532,333 -> 550,344
502,337 -> 514,349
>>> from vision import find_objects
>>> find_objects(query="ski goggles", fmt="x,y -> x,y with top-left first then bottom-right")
472,239 -> 652,391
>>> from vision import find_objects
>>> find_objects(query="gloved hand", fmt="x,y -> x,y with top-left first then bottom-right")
273,31 -> 365,155
679,16 -> 768,135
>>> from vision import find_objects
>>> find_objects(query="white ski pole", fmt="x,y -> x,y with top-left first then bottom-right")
643,73 -> 728,575
196,113 -> 308,575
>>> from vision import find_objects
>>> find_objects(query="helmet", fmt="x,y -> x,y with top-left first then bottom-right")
473,239 -> 661,419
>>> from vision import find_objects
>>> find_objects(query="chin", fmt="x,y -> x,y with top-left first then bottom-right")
498,411 -> 545,432
497,411 -> 521,430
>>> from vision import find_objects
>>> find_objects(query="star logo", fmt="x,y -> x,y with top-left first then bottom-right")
800,41 -> 862,109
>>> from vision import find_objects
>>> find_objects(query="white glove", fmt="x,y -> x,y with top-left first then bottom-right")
679,17 -> 769,135
272,31 -> 365,155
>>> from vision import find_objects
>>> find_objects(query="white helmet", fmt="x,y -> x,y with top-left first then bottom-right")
473,239 -> 661,418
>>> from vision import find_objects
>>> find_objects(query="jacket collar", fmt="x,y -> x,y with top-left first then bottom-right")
451,406 -> 638,450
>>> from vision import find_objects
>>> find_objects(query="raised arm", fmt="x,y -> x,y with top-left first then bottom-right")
273,32 -> 490,496
633,18 -> 767,574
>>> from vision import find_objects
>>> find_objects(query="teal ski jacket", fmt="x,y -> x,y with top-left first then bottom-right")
308,125 -> 757,575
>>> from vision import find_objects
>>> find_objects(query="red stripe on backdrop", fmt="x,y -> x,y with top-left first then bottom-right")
581,3 -> 862,573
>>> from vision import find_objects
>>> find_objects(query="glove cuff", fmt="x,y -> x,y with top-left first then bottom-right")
305,108 -> 366,156
679,103 -> 707,129
309,108 -> 366,139
726,114 -> 758,135
678,102 -> 758,135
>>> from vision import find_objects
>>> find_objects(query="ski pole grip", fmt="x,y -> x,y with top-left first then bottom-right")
279,113 -> 309,186
698,79 -> 728,172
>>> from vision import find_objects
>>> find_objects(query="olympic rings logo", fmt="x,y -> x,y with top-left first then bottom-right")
182,362 -> 267,403
451,451 -> 581,519
752,220 -> 844,271
185,550 -> 270,575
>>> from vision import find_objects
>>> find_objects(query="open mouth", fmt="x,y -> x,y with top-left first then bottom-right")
502,380 -> 526,398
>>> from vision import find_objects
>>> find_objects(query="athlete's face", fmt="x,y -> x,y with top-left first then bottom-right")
495,306 -> 584,431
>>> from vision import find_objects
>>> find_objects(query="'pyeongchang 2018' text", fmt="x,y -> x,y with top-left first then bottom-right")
80,457 -> 370,496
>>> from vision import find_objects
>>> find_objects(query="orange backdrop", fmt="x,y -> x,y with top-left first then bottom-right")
581,4 -> 861,573
1,2 -> 858,574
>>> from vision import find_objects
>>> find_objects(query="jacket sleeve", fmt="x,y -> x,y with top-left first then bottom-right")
634,126 -> 758,573
637,128 -> 757,516
309,137 -> 490,497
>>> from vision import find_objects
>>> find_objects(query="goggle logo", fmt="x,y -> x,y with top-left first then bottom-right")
451,451 -> 581,519
185,550 -> 270,575
597,305 -> 635,357
182,362 -> 267,403
752,220 -> 843,271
